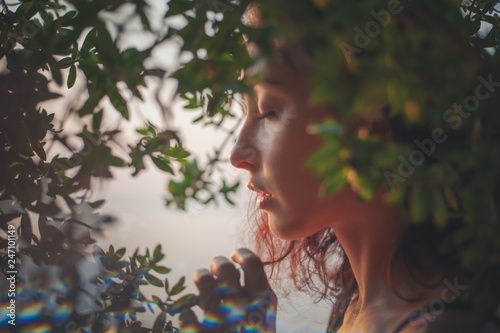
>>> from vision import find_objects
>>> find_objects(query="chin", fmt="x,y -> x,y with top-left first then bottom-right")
267,213 -> 312,241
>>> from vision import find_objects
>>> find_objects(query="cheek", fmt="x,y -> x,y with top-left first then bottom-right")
272,124 -> 322,183
266,122 -> 324,207
254,126 -> 279,153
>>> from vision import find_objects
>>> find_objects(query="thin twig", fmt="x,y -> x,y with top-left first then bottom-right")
1,0 -> 10,13
205,113 -> 244,175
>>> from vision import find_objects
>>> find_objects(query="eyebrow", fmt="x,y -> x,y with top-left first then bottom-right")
239,71 -> 286,115
260,78 -> 282,86
241,66 -> 283,87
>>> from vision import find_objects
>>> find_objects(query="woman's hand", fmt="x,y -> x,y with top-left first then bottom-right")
179,248 -> 277,332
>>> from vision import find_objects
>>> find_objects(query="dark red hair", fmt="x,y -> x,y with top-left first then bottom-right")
244,193 -> 358,330
241,3 -> 468,331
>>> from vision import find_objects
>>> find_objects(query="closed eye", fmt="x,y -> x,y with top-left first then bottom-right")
257,109 -> 280,121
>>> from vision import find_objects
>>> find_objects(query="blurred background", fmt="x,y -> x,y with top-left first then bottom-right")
89,90 -> 332,332
3,0 -> 500,331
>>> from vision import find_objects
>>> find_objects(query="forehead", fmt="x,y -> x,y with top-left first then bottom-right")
241,59 -> 309,100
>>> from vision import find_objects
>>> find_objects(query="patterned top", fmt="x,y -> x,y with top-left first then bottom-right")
327,300 -> 500,333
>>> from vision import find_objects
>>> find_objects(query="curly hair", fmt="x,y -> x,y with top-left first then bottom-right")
240,1 -> 499,331
246,134 -> 465,332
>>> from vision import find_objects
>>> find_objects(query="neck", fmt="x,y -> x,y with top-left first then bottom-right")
331,188 -> 405,310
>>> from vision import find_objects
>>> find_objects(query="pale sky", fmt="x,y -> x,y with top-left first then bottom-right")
35,1 -> 333,330
91,98 -> 332,332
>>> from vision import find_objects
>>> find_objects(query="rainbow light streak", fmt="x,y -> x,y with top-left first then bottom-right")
215,283 -> 239,297
0,299 -> 14,326
18,322 -> 51,333
51,300 -> 73,323
179,323 -> 199,333
201,311 -> 224,328
17,301 -> 43,325
218,299 -> 246,325
168,295 -> 199,315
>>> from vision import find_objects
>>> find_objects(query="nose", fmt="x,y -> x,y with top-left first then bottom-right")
229,133 -> 259,171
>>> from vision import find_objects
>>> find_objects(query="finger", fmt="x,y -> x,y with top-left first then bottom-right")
230,248 -> 270,293
210,256 -> 241,292
230,249 -> 277,332
193,268 -> 221,311
179,309 -> 201,332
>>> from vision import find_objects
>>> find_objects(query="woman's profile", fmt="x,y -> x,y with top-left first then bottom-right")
177,1 -> 500,332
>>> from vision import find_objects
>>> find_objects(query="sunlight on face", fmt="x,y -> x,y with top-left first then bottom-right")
229,60 -> 365,240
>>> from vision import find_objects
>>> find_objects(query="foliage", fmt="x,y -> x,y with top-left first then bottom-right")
1,0 -> 500,331
159,0 -> 500,324
0,0 -> 216,331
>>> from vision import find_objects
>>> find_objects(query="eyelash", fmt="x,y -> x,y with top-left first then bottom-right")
257,109 -> 280,121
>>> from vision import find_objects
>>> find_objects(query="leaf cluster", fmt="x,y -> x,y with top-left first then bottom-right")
2,0 -> 500,330
162,0 -> 500,323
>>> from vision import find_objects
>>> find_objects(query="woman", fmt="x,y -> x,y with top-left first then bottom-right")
178,2 -> 499,332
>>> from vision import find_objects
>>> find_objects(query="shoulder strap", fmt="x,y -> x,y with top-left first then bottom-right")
393,306 -> 429,333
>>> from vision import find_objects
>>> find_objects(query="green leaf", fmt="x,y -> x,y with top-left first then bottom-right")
166,1 -> 194,16
167,294 -> 199,315
48,59 -> 62,85
167,147 -> 190,159
170,276 -> 186,296
30,139 -> 47,161
192,114 -> 204,123
320,167 -> 347,197
152,266 -> 171,274
444,185 -> 459,211
72,42 -> 79,58
14,2 -> 34,19
431,188 -> 448,229
152,157 -> 174,174
92,245 -> 105,261
116,247 -> 126,258
143,69 -> 166,77
109,90 -> 129,119
89,200 -> 105,208
147,121 -> 157,136
67,64 -> 77,88
224,194 -> 235,205
310,121 -> 343,136
153,244 -> 162,258
136,128 -> 150,135
164,277 -> 169,295
93,110 -> 103,131
139,10 -> 151,31
107,154 -> 125,167
410,185 -> 430,223
152,312 -> 166,333
79,88 -> 104,117
145,273 -> 164,287
82,28 -> 97,52
58,57 -> 73,69
60,10 -> 77,24
95,25 -> 114,51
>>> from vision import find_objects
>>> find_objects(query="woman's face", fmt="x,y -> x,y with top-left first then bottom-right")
230,60 -> 369,240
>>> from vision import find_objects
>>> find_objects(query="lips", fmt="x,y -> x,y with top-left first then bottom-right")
247,181 -> 272,198
247,181 -> 274,210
